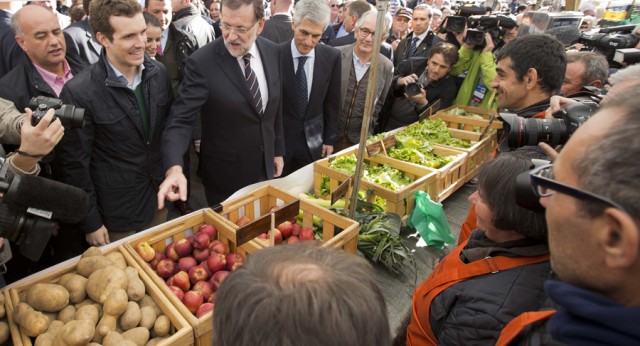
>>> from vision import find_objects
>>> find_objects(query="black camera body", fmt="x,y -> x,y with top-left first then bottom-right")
578,24 -> 639,66
29,96 -> 85,129
465,15 -> 517,48
405,82 -> 424,97
499,101 -> 599,149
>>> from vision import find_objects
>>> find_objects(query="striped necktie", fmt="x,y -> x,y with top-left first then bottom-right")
407,36 -> 420,59
243,53 -> 263,115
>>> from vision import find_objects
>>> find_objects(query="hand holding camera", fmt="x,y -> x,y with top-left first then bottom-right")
404,82 -> 428,106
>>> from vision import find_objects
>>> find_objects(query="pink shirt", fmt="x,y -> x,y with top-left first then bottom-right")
33,60 -> 73,97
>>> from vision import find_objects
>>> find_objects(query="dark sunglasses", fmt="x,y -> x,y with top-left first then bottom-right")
529,163 -> 627,212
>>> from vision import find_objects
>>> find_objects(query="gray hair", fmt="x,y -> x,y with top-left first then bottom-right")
213,244 -> 391,346
413,3 -> 432,17
608,64 -> 640,86
566,51 -> 609,86
574,88 -> 640,222
293,0 -> 330,29
10,6 -> 28,36
355,10 -> 390,34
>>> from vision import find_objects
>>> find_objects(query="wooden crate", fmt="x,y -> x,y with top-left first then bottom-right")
123,209 -> 258,346
314,149 -> 439,218
4,289 -> 21,346
214,185 -> 359,254
436,105 -> 503,130
430,113 -> 499,182
7,246 -> 193,346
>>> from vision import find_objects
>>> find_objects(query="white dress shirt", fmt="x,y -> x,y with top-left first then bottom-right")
236,43 -> 268,113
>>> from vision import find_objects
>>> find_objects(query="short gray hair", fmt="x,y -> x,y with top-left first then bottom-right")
293,0 -> 330,29
355,10 -> 389,34
566,51 -> 609,86
10,7 -> 26,36
608,64 -> 640,86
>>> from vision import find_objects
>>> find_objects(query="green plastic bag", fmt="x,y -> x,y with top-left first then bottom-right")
407,190 -> 455,249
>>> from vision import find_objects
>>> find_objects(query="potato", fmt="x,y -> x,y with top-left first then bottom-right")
77,256 -> 115,278
0,321 -> 9,345
75,304 -> 100,325
35,332 -> 56,346
57,305 -> 77,323
103,288 -> 128,316
96,314 -> 117,337
53,319 -> 95,346
145,337 -> 168,346
102,330 -> 124,346
87,343 -> 102,346
122,327 -> 150,346
81,246 -> 103,258
74,298 -> 96,310
13,302 -> 50,337
153,315 -> 170,337
26,283 -> 70,312
106,251 -> 128,270
44,312 -> 58,323
86,266 -> 128,303
59,273 -> 87,304
138,306 -> 157,330
125,267 -> 145,301
139,295 -> 162,317
47,320 -> 65,335
120,301 -> 141,331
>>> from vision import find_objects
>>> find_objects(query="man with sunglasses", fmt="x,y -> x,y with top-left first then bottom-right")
497,90 -> 640,345
169,0 -> 284,205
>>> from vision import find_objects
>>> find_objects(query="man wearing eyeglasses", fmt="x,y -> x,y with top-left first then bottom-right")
334,10 -> 393,151
496,89 -> 640,345
280,0 -> 341,175
170,0 -> 284,205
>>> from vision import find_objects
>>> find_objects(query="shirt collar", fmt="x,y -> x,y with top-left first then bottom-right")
106,56 -> 145,89
352,48 -> 371,67
33,59 -> 72,81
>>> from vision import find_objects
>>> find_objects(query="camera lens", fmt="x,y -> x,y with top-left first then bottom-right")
55,105 -> 85,129
405,83 -> 422,97
500,113 -> 569,149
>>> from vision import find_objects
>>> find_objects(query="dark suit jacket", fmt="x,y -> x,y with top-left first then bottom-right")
329,32 -> 394,61
0,10 -> 25,79
171,37 -> 284,204
280,40 -> 341,163
394,30 -> 442,66
260,14 -> 294,44
64,18 -> 102,67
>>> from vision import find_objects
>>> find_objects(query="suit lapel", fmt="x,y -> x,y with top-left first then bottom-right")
83,19 -> 102,57
282,42 -> 299,117
214,41 -> 259,116
308,46 -> 325,115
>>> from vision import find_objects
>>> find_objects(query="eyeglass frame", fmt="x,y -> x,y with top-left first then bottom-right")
529,163 -> 628,213
220,20 -> 259,35
357,27 -> 376,38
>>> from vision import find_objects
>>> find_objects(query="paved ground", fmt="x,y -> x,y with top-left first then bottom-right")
169,149 -> 475,335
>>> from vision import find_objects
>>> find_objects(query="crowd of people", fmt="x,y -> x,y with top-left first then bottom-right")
0,0 -> 639,343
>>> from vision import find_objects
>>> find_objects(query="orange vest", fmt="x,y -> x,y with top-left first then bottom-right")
495,310 -> 556,346
406,239 -> 550,346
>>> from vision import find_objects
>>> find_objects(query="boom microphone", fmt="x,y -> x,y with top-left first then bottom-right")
545,25 -> 582,46
2,174 -> 89,224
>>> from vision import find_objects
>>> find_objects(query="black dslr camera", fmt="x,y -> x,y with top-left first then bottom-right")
29,96 -> 85,129
499,101 -> 599,149
405,82 -> 424,97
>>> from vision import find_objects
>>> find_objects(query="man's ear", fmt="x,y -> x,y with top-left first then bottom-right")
524,67 -> 539,90
15,35 -> 27,52
599,208 -> 639,269
589,80 -> 604,89
95,31 -> 109,48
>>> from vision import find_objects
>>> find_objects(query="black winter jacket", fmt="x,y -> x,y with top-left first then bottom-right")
57,52 -> 179,234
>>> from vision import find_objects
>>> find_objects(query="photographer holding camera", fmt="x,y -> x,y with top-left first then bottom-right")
377,42 -> 458,132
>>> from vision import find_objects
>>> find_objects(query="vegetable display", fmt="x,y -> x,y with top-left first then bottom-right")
446,108 -> 486,131
326,154 -> 414,191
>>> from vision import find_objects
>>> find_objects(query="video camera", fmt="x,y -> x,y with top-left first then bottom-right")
499,101 -> 599,149
578,24 -> 639,66
438,5 -> 517,49
0,161 -> 88,261
28,96 -> 85,129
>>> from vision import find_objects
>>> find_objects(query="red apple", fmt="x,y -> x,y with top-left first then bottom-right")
236,215 -> 251,227
210,270 -> 230,292
168,286 -> 184,301
287,235 -> 300,244
165,243 -> 180,261
257,233 -> 268,240
189,264 -> 210,284
225,253 -> 244,272
156,259 -> 177,279
268,229 -> 283,245
149,250 -> 166,270
192,231 -> 210,250
187,234 -> 195,244
172,271 -> 191,292
166,276 -> 174,287
291,223 -> 301,236
299,227 -> 314,241
174,239 -> 193,258
178,257 -> 197,273
207,253 -> 227,273
290,216 -> 298,224
198,224 -> 217,240
135,242 -> 156,262
277,221 -> 294,238
193,248 -> 210,263
183,290 -> 203,314
208,292 -> 216,303
208,240 -> 229,255
192,280 -> 213,300
196,302 -> 214,318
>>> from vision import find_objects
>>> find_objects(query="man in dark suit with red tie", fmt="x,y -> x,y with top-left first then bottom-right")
170,0 -> 284,205
280,0 -> 341,176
